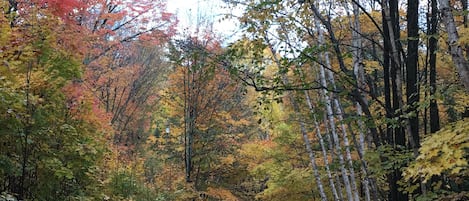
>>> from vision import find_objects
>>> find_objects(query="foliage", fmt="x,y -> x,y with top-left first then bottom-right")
0,1 -> 111,198
3,0 -> 469,200
0,0 -> 174,200
107,167 -> 167,201
403,119 -> 469,195
161,35 -> 256,197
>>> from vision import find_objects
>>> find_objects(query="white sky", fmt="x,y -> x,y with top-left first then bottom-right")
167,0 -> 241,42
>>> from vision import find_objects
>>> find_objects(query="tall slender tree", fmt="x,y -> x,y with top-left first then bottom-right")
439,0 -> 469,91
429,0 -> 440,134
406,0 -> 420,147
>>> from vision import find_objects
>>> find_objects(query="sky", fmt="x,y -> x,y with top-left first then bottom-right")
166,0 -> 241,41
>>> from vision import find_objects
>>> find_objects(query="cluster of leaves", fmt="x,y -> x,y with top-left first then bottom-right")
403,119 -> 469,195
240,127 -> 317,200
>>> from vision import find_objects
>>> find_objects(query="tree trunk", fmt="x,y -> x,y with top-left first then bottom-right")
430,0 -> 440,134
382,3 -> 393,145
296,103 -> 328,201
318,19 -> 360,199
305,90 -> 341,201
351,0 -> 367,160
348,1 -> 376,199
327,68 -> 361,201
439,0 -> 469,92
318,54 -> 355,201
406,0 -> 420,148
184,62 -> 194,182
265,37 -> 329,201
382,0 -> 409,200
324,112 -> 346,201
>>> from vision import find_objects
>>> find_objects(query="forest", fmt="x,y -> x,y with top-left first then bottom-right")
0,0 -> 468,200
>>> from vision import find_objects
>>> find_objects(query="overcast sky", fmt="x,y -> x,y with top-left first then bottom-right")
167,0 -> 241,41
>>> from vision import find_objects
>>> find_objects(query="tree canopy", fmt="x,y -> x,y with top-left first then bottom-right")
1,0 -> 468,200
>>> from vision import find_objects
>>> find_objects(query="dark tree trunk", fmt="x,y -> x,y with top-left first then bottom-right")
407,0 -> 423,195
383,0 -> 408,200
382,7 -> 393,145
390,0 -> 405,148
429,0 -> 440,133
382,2 -> 397,200
406,0 -> 420,146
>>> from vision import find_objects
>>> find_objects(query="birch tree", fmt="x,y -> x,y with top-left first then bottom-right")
439,0 -> 469,92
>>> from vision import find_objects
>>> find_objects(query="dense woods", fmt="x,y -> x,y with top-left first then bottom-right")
0,0 -> 468,200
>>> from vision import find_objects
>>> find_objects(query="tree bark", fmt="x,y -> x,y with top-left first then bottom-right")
265,38 -> 329,201
382,0 -> 409,200
320,66 -> 354,201
406,0 -> 420,147
326,65 -> 361,201
305,90 -> 341,201
316,42 -> 354,200
430,0 -> 441,133
296,102 -> 329,201
348,1 -> 376,199
439,0 -> 469,92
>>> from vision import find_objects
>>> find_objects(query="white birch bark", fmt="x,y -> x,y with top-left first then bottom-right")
286,76 -> 329,201
350,0 -> 367,154
326,66 -> 361,201
316,44 -> 355,201
305,90 -> 341,201
439,0 -> 469,92
317,20 -> 360,201
298,115 -> 329,201
319,61 -> 354,201
323,111 -> 346,201
348,1 -> 371,200
264,36 -> 329,201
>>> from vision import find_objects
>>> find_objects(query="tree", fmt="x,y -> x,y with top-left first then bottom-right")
164,33 -> 255,198
0,1 -> 110,199
428,0 -> 440,134
75,0 -> 177,150
0,0 -> 177,199
439,0 -> 469,92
